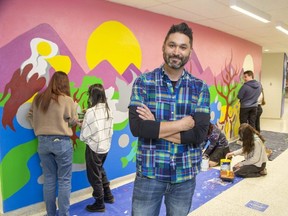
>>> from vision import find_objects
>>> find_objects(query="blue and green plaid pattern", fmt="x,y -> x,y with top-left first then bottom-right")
130,67 -> 210,183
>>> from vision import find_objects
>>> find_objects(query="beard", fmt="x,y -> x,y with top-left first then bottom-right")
163,53 -> 190,69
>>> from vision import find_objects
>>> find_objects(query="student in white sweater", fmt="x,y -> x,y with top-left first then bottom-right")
226,123 -> 268,177
80,84 -> 114,213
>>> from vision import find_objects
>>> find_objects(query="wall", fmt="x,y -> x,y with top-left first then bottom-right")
0,0 -> 262,213
262,53 -> 287,118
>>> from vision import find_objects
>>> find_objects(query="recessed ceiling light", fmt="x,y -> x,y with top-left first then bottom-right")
229,0 -> 271,23
275,22 -> 288,35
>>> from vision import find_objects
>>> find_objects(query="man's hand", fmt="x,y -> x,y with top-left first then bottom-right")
137,104 -> 155,121
178,115 -> 195,131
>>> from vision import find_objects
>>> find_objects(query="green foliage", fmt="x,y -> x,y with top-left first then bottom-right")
73,139 -> 86,164
0,139 -> 37,200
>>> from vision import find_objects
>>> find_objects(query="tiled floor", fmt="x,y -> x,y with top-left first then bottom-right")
5,99 -> 288,216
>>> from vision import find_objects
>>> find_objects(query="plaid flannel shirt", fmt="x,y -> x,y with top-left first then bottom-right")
129,67 -> 210,183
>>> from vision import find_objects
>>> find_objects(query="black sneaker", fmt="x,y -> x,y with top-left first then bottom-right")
86,201 -> 105,212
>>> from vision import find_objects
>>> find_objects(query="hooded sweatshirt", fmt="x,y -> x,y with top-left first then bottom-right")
237,80 -> 261,108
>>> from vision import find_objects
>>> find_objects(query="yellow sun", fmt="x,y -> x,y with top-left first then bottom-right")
86,21 -> 142,74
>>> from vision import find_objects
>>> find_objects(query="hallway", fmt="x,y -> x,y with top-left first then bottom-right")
6,99 -> 288,216
65,98 -> 288,216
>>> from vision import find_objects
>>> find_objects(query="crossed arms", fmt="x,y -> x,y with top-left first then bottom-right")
129,104 -> 210,146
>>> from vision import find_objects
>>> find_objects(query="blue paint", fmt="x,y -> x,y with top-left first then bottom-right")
70,168 -> 243,215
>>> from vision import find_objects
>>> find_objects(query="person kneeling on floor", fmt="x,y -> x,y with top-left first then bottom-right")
202,123 -> 230,167
226,123 -> 268,178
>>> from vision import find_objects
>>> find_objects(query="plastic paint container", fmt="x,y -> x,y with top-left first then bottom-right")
220,159 -> 234,182
201,154 -> 209,171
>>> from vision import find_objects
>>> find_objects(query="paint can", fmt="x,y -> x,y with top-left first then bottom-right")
220,159 -> 231,171
220,159 -> 234,182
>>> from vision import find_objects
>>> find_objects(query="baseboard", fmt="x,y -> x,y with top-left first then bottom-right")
1,173 -> 136,216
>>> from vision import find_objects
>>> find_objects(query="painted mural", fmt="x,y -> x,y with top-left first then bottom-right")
0,21 -> 142,212
0,3 -> 261,213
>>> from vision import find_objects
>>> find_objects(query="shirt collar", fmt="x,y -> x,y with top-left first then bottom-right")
161,65 -> 186,80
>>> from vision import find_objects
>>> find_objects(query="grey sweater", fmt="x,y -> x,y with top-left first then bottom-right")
237,80 -> 261,108
233,135 -> 268,168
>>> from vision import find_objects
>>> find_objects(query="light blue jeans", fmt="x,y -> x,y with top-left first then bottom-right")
38,135 -> 73,216
132,173 -> 196,216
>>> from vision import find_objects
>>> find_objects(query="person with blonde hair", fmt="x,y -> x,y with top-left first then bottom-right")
27,71 -> 78,216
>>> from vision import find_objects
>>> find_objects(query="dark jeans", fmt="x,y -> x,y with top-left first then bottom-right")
239,107 -> 257,129
207,146 -> 230,164
255,105 -> 263,132
85,146 -> 110,200
132,173 -> 196,216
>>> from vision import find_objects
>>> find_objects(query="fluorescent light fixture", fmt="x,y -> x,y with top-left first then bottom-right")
229,0 -> 271,23
276,22 -> 288,35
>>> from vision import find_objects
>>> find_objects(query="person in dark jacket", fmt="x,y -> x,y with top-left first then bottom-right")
237,70 -> 261,129
202,123 -> 230,167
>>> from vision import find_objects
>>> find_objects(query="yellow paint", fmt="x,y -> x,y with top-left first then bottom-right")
86,21 -> 142,74
219,105 -> 227,122
46,56 -> 71,73
37,41 -> 52,57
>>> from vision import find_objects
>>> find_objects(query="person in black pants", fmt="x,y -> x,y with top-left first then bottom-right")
237,70 -> 262,129
202,123 -> 230,167
80,84 -> 114,212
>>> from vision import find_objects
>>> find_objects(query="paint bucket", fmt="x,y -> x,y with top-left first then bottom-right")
220,159 -> 231,171
201,154 -> 209,171
220,159 -> 234,181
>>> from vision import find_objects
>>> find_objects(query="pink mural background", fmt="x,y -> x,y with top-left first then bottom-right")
0,0 -> 262,213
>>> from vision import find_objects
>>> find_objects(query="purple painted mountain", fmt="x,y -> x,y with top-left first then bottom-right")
88,60 -> 142,91
187,50 -> 240,86
0,23 -> 85,92
0,22 -> 239,94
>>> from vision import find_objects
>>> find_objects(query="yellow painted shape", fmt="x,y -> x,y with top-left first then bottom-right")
46,55 -> 71,73
37,41 -> 52,57
86,21 -> 142,74
219,105 -> 227,122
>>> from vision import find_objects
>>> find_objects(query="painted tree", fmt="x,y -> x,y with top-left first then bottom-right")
214,55 -> 242,139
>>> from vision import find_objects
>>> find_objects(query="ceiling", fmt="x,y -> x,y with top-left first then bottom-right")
108,0 -> 288,54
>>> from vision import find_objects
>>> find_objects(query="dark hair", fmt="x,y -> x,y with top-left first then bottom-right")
243,70 -> 254,79
35,71 -> 71,113
87,83 -> 110,119
164,22 -> 193,47
207,123 -> 213,136
238,123 -> 265,154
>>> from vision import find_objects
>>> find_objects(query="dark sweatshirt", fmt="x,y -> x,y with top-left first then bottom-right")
237,80 -> 261,108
